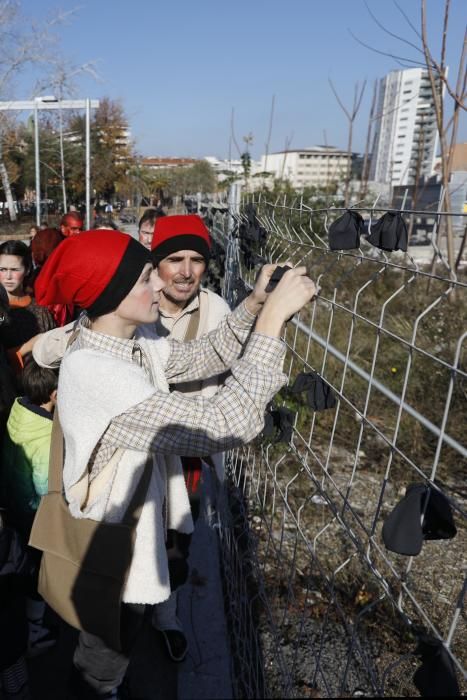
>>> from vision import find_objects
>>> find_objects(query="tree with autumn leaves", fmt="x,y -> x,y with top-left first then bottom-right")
65,97 -> 135,204
2,97 -> 136,208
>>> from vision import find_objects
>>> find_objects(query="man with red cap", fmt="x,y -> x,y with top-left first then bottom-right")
60,212 -> 83,238
30,228 -> 317,698
150,214 -> 230,660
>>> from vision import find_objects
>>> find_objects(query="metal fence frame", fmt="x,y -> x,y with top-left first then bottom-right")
205,189 -> 466,698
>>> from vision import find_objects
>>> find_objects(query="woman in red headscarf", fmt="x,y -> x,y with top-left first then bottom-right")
32,228 -> 316,698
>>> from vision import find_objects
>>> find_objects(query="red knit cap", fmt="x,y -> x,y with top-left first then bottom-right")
151,214 -> 211,264
35,229 -> 151,316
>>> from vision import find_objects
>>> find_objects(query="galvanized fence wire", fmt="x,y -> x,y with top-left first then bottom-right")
206,193 -> 467,698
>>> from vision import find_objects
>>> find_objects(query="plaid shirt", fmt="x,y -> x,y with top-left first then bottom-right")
74,302 -> 286,475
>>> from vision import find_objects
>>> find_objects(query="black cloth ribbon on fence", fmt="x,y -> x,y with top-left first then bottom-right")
241,223 -> 268,246
413,633 -> 460,697
241,245 -> 267,270
289,371 -> 336,411
265,265 -> 292,292
328,210 -> 365,250
210,240 -> 225,265
240,204 -> 268,245
382,483 -> 457,556
262,406 -> 296,444
232,278 -> 250,305
367,211 -> 408,252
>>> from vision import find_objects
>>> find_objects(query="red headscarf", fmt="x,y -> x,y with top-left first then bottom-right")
35,229 -> 151,316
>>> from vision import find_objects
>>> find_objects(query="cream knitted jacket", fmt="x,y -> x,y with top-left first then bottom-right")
58,332 -> 193,605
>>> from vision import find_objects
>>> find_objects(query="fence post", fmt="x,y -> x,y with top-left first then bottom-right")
228,182 -> 241,232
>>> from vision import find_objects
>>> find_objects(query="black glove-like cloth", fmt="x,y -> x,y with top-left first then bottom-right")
367,211 -> 408,252
382,483 -> 456,556
262,405 -> 296,444
413,633 -> 460,697
328,210 -> 365,250
290,371 -> 336,410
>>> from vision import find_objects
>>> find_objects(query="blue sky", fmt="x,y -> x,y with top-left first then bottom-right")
16,0 -> 467,159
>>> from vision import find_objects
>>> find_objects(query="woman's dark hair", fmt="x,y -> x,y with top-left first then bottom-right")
21,357 -> 58,406
0,240 -> 32,277
93,215 -> 117,230
0,282 -> 15,431
30,228 -> 63,266
0,283 -> 10,326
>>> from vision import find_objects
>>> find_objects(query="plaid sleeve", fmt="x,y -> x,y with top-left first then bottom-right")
103,332 -> 286,457
165,300 -> 257,384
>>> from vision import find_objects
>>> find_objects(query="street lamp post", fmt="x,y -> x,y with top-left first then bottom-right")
34,101 -> 40,226
0,97 -> 99,227
85,98 -> 91,230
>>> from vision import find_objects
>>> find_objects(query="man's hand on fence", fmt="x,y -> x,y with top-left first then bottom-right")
256,266 -> 317,337
245,262 -> 293,315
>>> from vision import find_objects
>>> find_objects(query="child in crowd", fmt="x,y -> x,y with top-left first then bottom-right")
2,357 -> 57,539
1,357 -> 58,658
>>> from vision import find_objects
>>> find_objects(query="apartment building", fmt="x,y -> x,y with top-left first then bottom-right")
141,157 -> 199,170
260,146 -> 352,189
370,67 -> 441,187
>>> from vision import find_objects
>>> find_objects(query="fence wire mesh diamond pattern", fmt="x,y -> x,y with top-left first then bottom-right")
206,193 -> 466,698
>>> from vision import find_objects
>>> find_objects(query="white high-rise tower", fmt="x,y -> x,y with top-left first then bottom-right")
370,68 -> 441,187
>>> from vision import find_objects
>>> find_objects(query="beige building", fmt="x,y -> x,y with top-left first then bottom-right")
450,143 -> 467,172
141,157 -> 199,170
260,146 -> 351,189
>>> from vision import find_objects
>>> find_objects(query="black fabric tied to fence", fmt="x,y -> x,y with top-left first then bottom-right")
262,405 -> 296,444
328,210 -> 365,250
290,371 -> 337,411
328,209 -> 409,252
413,633 -> 460,697
382,483 -> 457,556
367,211 -> 408,252
264,265 -> 292,292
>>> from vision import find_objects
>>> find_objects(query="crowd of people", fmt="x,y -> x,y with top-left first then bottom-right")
0,208 -> 316,699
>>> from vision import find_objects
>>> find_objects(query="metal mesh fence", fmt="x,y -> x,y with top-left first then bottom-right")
205,190 -> 466,698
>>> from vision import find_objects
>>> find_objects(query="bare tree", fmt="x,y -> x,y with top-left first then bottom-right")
0,1 -> 84,221
351,0 -> 467,273
263,94 -> 275,174
230,107 -> 242,160
359,79 -> 377,200
34,61 -> 100,213
329,78 -> 366,206
0,115 -> 16,221
420,0 -> 466,274
280,132 -> 294,182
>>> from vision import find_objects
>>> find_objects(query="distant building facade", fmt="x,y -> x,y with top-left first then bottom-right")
203,156 -> 263,181
141,157 -> 199,170
370,67 -> 441,187
433,142 -> 467,177
449,142 -> 467,173
260,146 -> 353,189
